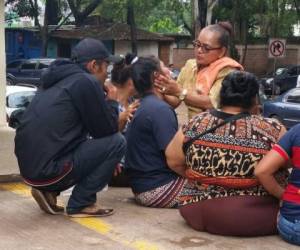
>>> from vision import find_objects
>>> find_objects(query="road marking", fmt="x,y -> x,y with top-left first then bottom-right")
0,183 -> 160,250
73,218 -> 158,250
0,182 -> 31,196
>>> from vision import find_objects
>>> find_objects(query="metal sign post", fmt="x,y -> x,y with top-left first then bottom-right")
268,38 -> 286,98
272,58 -> 277,97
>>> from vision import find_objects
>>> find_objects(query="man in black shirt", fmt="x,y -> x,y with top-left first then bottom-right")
15,38 -> 126,217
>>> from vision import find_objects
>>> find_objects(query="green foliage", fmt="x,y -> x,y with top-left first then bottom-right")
214,0 -> 299,39
5,0 -> 40,19
94,0 -> 192,34
5,0 -> 299,38
149,17 -> 181,33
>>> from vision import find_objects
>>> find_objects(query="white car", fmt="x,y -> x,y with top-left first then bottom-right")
6,85 -> 37,127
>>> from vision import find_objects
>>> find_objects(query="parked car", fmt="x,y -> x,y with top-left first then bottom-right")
260,67 -> 288,95
261,65 -> 300,95
273,65 -> 300,95
6,58 -> 56,86
6,85 -> 37,128
263,88 -> 300,129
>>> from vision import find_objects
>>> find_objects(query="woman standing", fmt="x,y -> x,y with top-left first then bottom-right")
156,22 -> 243,119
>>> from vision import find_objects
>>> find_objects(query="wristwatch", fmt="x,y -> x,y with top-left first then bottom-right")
178,88 -> 188,101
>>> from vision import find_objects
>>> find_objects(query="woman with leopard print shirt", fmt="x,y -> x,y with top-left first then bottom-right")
165,71 -> 288,236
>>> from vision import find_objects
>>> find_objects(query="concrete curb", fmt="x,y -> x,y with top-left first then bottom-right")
0,125 -> 19,175
0,174 -> 22,183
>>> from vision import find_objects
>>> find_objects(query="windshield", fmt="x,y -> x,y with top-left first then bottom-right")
275,68 -> 287,76
7,91 -> 36,108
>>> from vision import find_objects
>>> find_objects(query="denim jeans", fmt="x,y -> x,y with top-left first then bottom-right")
39,133 -> 126,213
278,213 -> 300,246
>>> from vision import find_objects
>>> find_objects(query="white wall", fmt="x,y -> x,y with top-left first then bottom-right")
0,0 -> 19,176
0,0 -> 6,126
115,41 -> 158,57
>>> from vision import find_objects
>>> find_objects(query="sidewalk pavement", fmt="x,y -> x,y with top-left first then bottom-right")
0,182 -> 297,250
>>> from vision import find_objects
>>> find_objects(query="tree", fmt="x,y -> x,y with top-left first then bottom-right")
127,0 -> 137,54
94,0 -> 192,34
197,0 -> 208,30
213,0 -> 299,64
194,0 -> 218,36
5,0 -> 72,56
66,0 -> 103,26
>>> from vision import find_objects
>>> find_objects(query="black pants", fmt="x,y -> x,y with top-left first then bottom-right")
39,133 -> 126,213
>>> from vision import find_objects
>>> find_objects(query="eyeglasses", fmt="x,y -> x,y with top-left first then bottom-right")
192,40 -> 223,53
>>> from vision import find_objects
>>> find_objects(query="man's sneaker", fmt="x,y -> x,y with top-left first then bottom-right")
31,188 -> 64,215
67,204 -> 114,218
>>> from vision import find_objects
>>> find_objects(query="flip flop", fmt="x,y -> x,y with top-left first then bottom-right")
67,208 -> 114,218
31,188 -> 64,215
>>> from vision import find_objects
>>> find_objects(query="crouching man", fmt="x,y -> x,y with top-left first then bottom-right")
15,38 -> 126,217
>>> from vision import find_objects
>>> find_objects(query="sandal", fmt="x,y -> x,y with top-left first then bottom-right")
67,205 -> 114,218
31,188 -> 64,215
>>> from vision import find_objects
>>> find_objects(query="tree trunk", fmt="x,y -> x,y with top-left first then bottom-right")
294,0 -> 300,19
271,0 -> 279,37
67,0 -> 103,26
41,29 -> 48,57
41,0 -> 49,57
127,0 -> 138,55
241,20 -> 248,66
29,0 -> 48,56
193,0 -> 199,36
206,0 -> 217,25
46,0 -> 61,25
197,0 -> 207,29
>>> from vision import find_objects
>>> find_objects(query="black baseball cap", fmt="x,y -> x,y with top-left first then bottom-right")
71,38 -> 122,64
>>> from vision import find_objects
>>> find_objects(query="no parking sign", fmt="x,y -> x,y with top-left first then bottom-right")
268,38 -> 286,58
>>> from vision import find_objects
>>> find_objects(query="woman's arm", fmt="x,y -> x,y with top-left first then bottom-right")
155,75 -> 213,110
162,94 -> 181,109
165,129 -> 187,177
254,149 -> 288,199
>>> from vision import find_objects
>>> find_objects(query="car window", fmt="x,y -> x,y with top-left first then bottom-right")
286,89 -> 300,104
287,67 -> 298,76
7,60 -> 23,69
21,62 -> 36,70
275,68 -> 287,76
38,61 -> 52,69
7,91 -> 36,108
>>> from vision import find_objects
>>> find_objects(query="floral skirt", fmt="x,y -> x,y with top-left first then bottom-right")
134,177 -> 202,208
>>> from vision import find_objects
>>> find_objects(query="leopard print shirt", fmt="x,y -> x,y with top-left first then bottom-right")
181,110 -> 288,205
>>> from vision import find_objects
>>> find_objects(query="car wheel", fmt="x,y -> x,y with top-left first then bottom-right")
6,78 -> 14,85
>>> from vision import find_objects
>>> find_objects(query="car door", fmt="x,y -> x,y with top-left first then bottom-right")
17,60 -> 38,84
35,60 -> 52,84
6,60 -> 24,84
279,66 -> 299,94
281,88 -> 300,129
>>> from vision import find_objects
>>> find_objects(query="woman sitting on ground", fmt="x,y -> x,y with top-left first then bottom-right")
166,71 -> 288,236
125,56 -> 201,208
255,124 -> 300,246
110,53 -> 139,132
108,53 -> 139,187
